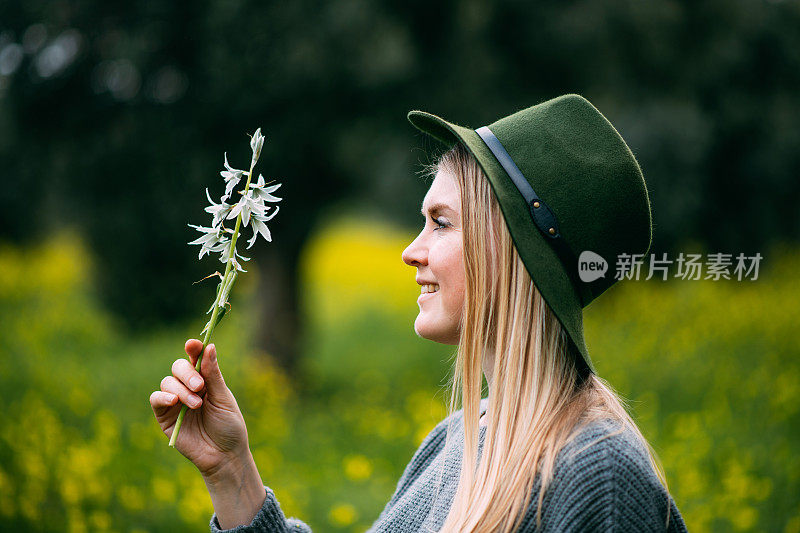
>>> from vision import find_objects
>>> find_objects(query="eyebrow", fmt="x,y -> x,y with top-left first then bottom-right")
420,202 -> 456,217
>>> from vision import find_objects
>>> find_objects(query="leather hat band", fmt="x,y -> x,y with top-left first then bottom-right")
475,126 -> 591,306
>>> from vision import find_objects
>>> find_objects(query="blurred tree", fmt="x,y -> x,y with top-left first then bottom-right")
0,0 -> 798,375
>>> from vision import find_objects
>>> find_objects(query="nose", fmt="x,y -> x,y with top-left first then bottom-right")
402,231 -> 427,267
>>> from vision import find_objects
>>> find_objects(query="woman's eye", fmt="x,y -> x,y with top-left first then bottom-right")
430,216 -> 448,231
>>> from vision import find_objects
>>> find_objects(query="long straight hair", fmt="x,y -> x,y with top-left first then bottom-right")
425,142 -> 673,532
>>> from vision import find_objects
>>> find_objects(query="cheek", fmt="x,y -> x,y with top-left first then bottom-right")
432,242 -> 465,305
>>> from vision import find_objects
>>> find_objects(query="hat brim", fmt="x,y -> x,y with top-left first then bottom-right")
407,110 -> 595,376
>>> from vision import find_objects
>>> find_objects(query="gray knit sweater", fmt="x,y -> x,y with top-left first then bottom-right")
210,398 -> 688,532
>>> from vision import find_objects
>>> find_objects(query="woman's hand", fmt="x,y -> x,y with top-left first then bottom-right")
150,339 -> 250,478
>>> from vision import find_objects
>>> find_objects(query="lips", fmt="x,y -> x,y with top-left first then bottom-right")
418,290 -> 437,302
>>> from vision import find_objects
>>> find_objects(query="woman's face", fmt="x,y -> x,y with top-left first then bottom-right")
402,169 -> 465,345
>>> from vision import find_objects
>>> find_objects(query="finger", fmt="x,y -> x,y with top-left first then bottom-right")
185,339 -> 203,363
150,390 -> 179,415
161,375 -> 203,409
172,357 -> 205,393
199,343 -> 227,396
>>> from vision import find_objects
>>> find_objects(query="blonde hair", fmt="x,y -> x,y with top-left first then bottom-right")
424,142 -> 673,532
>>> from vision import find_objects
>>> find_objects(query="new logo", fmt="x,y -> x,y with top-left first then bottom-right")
578,251 -> 607,282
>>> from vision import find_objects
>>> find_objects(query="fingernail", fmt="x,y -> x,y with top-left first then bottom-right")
210,344 -> 216,359
188,395 -> 201,408
190,377 -> 202,390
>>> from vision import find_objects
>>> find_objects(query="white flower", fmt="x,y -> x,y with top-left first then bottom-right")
216,239 -> 250,273
190,127 -> 281,270
187,224 -> 228,260
249,174 -> 282,203
220,153 -> 245,200
176,126 -> 283,449
246,206 -> 279,249
204,188 -> 234,228
230,256 -> 247,273
227,190 -> 267,227
250,128 -> 264,166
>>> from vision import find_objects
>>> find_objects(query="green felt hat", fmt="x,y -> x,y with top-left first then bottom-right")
407,94 -> 653,375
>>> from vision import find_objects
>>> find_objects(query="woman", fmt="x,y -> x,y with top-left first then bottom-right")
150,94 -> 688,532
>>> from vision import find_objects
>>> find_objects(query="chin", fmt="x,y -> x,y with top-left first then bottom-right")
414,316 -> 460,345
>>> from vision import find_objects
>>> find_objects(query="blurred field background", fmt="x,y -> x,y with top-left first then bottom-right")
2,0 -> 800,532
1,222 -> 798,532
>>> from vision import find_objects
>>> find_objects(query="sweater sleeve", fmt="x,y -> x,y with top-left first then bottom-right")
208,418 -> 452,533
209,486 -> 313,533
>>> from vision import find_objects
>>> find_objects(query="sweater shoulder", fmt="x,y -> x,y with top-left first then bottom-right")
557,418 -> 645,470
551,418 -> 660,501
528,418 -> 681,532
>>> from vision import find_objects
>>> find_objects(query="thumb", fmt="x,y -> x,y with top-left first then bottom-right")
199,343 -> 228,396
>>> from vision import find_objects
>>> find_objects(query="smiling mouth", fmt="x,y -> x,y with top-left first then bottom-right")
420,283 -> 439,294
418,287 -> 439,302
418,291 -> 436,303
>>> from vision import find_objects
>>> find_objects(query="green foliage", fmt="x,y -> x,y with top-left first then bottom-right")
0,225 -> 798,532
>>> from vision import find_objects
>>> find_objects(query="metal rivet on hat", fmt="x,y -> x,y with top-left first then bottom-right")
548,227 -> 555,235
533,201 -> 540,208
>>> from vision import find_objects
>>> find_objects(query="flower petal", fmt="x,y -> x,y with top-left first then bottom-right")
241,202 -> 251,227
253,189 -> 282,203
246,227 -> 258,249
227,201 -> 243,220
261,205 -> 280,222
224,177 -> 241,199
251,216 -> 272,243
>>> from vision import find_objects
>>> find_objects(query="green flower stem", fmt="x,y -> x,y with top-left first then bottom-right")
169,160 -> 257,448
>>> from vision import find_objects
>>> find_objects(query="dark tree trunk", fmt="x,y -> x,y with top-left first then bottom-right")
252,244 -> 305,383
